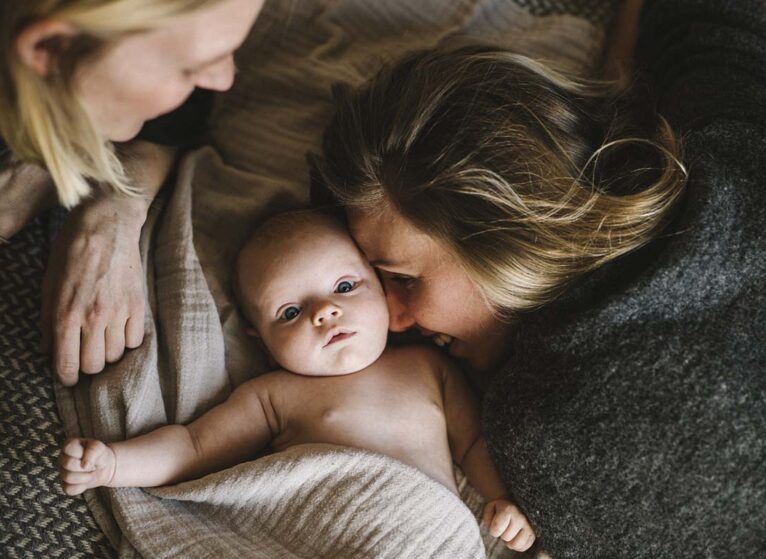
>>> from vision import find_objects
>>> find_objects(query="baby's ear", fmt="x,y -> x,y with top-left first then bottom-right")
245,327 -> 260,338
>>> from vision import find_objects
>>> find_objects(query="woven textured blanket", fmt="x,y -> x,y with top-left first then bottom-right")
1,1 -> 613,557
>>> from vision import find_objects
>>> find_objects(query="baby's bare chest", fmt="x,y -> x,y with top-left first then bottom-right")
273,364 -> 447,451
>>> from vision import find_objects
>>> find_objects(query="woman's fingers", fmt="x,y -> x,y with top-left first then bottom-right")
80,322 -> 106,374
54,316 -> 81,386
124,306 -> 145,350
105,322 -> 126,363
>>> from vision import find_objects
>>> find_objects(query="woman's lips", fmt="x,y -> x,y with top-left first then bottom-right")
324,331 -> 356,347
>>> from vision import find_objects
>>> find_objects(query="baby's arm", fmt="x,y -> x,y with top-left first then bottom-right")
439,355 -> 536,552
59,375 -> 277,495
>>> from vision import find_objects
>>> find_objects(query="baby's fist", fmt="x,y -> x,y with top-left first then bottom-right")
59,438 -> 115,495
483,498 -> 536,552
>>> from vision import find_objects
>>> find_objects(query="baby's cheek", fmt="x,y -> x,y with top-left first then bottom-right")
261,331 -> 296,370
373,300 -> 391,349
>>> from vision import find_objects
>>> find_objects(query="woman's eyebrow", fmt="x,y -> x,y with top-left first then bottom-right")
370,258 -> 402,267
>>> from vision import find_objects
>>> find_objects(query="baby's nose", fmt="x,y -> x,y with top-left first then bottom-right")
312,302 -> 343,326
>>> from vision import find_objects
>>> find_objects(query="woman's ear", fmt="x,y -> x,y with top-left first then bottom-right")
16,19 -> 80,76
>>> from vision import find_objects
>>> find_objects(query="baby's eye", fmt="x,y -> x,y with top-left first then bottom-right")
335,280 -> 357,293
279,306 -> 301,321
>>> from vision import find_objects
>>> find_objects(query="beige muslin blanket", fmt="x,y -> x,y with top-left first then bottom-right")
55,1 -> 607,557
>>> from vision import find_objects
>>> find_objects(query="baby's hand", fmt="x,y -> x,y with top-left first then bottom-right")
483,498 -> 536,552
59,438 -> 116,496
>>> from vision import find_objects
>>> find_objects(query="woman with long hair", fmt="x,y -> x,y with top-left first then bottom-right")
0,0 -> 264,384
311,0 -> 766,555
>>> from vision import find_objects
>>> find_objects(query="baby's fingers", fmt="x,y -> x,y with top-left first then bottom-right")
59,439 -> 114,495
506,527 -> 536,552
486,505 -> 514,538
60,470 -> 98,486
60,454 -> 93,473
80,439 -> 110,470
61,438 -> 109,469
62,482 -> 91,496
60,465 -> 104,496
61,438 -> 87,460
500,517 -> 523,543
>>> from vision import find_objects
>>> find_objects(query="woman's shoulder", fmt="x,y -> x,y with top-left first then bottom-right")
636,0 -> 766,134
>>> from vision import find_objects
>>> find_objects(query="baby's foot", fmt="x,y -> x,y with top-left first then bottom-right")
59,438 -> 116,495
0,162 -> 58,243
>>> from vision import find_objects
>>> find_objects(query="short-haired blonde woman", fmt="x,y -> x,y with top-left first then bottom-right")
0,0 -> 265,384
312,0 -> 766,556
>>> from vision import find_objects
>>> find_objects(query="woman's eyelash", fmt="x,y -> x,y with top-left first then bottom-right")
389,274 -> 417,287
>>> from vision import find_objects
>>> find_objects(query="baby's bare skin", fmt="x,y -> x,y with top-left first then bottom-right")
264,345 -> 458,493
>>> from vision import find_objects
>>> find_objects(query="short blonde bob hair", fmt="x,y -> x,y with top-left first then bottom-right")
311,43 -> 688,316
0,0 -> 217,207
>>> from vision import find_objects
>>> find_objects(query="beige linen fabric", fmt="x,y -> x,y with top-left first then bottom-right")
55,1 -> 604,557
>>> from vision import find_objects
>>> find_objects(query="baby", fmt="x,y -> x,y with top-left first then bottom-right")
58,209 -> 536,552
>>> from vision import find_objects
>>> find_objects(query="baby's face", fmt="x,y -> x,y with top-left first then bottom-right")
239,217 -> 389,376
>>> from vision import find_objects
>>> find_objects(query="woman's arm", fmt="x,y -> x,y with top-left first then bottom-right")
42,140 -> 176,385
0,161 -> 57,243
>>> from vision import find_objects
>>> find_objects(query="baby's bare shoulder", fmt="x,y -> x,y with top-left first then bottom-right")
234,369 -> 295,397
383,344 -> 451,376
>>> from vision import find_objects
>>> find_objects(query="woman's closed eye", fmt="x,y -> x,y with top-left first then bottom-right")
278,305 -> 301,321
386,272 -> 417,289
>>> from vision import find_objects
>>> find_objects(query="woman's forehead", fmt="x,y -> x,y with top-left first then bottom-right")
347,206 -> 441,269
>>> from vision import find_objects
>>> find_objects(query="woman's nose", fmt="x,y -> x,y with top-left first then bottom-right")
195,55 -> 236,92
312,301 -> 343,326
386,289 -> 416,332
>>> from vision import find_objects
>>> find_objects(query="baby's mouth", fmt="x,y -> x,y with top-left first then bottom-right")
324,329 -> 356,347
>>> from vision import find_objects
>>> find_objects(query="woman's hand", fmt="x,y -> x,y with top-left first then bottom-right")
41,140 -> 176,385
42,194 -> 148,385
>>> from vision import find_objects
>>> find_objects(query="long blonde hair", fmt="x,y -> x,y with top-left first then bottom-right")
0,0 -> 217,207
311,43 -> 688,316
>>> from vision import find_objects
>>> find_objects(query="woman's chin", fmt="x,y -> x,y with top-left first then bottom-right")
448,336 -> 509,375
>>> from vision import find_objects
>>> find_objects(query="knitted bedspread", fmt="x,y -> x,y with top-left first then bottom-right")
1,1 -> 613,557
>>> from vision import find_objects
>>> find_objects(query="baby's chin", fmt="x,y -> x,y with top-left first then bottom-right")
285,337 -> 387,377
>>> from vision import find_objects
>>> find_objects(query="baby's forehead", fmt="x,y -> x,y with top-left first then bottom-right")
245,214 -> 351,264
238,211 -> 360,294
256,210 -> 344,244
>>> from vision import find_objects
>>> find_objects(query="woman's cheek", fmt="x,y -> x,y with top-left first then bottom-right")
151,81 -> 196,118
